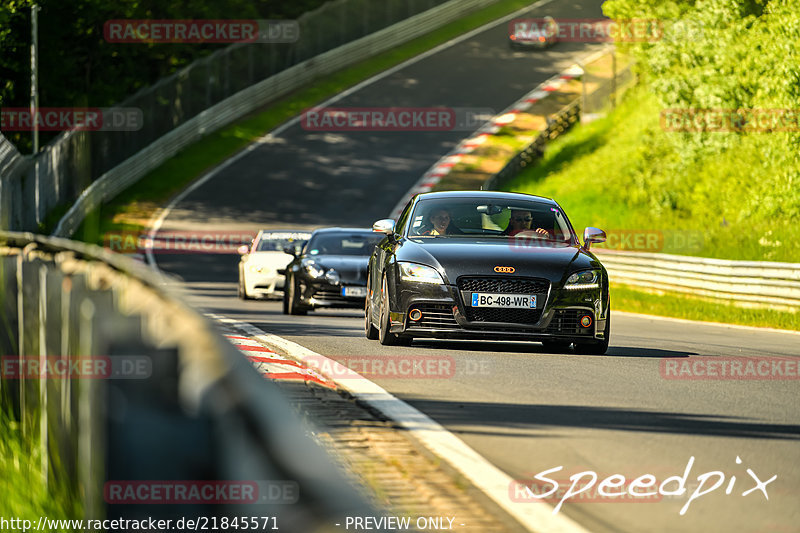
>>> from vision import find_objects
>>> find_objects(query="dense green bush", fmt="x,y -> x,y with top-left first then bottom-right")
508,0 -> 799,262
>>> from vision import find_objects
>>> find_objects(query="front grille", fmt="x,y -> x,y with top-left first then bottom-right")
408,304 -> 459,330
545,309 -> 594,335
312,288 -> 347,302
465,307 -> 543,325
458,276 -> 549,294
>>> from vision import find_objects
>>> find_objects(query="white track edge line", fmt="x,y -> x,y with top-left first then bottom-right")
210,314 -> 591,533
615,311 -> 800,336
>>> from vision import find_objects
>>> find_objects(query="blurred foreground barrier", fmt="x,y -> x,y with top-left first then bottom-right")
0,231 -> 371,528
595,250 -> 800,312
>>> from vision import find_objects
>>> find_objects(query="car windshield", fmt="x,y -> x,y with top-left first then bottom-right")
306,232 -> 383,256
255,232 -> 310,252
407,198 -> 575,242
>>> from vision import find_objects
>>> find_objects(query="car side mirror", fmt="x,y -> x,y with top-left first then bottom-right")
237,245 -> 250,255
283,245 -> 298,257
583,227 -> 606,250
372,219 -> 395,235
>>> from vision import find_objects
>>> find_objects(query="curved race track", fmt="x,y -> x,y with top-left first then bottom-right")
151,1 -> 800,531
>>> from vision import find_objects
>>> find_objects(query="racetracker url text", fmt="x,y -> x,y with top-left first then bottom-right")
0,516 -> 279,531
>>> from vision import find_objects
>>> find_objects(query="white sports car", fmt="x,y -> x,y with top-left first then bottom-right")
237,230 -> 311,300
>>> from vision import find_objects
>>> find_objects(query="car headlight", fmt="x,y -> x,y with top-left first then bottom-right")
398,262 -> 444,284
301,258 -> 325,278
324,269 -> 340,285
564,270 -> 600,290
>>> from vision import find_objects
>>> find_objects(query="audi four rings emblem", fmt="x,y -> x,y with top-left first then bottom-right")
493,266 -> 515,273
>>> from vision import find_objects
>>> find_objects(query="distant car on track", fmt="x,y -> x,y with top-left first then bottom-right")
237,229 -> 311,300
509,16 -> 559,50
364,191 -> 610,353
283,228 -> 384,315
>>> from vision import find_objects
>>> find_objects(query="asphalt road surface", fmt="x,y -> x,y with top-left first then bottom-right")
151,0 -> 800,531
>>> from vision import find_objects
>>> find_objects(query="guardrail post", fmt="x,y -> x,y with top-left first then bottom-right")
39,263 -> 49,487
77,295 -> 106,520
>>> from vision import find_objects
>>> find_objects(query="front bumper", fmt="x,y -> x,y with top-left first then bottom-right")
509,38 -> 556,49
244,272 -> 284,298
299,280 -> 367,309
389,278 -> 607,341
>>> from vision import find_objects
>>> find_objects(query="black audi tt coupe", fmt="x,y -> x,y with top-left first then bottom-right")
283,227 -> 384,315
364,191 -> 611,353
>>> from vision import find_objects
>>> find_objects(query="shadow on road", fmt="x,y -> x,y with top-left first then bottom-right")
393,398 -> 800,440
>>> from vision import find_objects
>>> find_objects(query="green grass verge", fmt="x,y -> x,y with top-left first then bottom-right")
612,283 -> 800,332
72,0 -> 541,246
0,409 -> 80,520
503,85 -> 800,262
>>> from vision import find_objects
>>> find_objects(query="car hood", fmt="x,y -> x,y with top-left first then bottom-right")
398,237 -> 602,284
305,254 -> 370,283
244,251 -> 294,268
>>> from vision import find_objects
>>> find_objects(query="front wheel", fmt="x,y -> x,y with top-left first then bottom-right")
378,276 -> 401,346
364,281 -> 378,340
286,278 -> 308,316
238,270 -> 251,300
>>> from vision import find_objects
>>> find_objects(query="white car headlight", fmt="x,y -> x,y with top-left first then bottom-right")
324,269 -> 340,285
564,270 -> 600,290
398,262 -> 444,284
301,258 -> 325,278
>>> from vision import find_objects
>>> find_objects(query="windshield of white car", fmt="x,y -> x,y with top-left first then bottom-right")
255,232 -> 310,251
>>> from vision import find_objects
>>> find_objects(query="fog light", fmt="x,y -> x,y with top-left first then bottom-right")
580,315 -> 592,328
409,308 -> 422,321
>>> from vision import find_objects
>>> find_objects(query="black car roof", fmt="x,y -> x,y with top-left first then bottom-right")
414,190 -> 556,204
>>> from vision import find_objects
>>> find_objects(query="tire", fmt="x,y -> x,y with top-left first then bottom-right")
286,278 -> 308,316
378,276 -> 401,346
238,270 -> 251,300
574,311 -> 610,355
364,280 -> 378,340
541,340 -> 572,353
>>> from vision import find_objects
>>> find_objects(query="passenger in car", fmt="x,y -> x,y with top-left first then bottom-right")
419,208 -> 463,236
502,209 -> 550,237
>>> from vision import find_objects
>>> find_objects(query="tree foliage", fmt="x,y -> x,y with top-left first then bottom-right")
593,0 -> 800,252
0,0 -> 332,150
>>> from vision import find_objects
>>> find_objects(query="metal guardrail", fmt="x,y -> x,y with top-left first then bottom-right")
0,231 -> 372,527
0,0 -> 502,237
595,250 -> 800,312
484,99 -> 580,191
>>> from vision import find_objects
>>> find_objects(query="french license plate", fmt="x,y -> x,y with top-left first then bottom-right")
342,286 -> 367,297
470,293 -> 536,308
